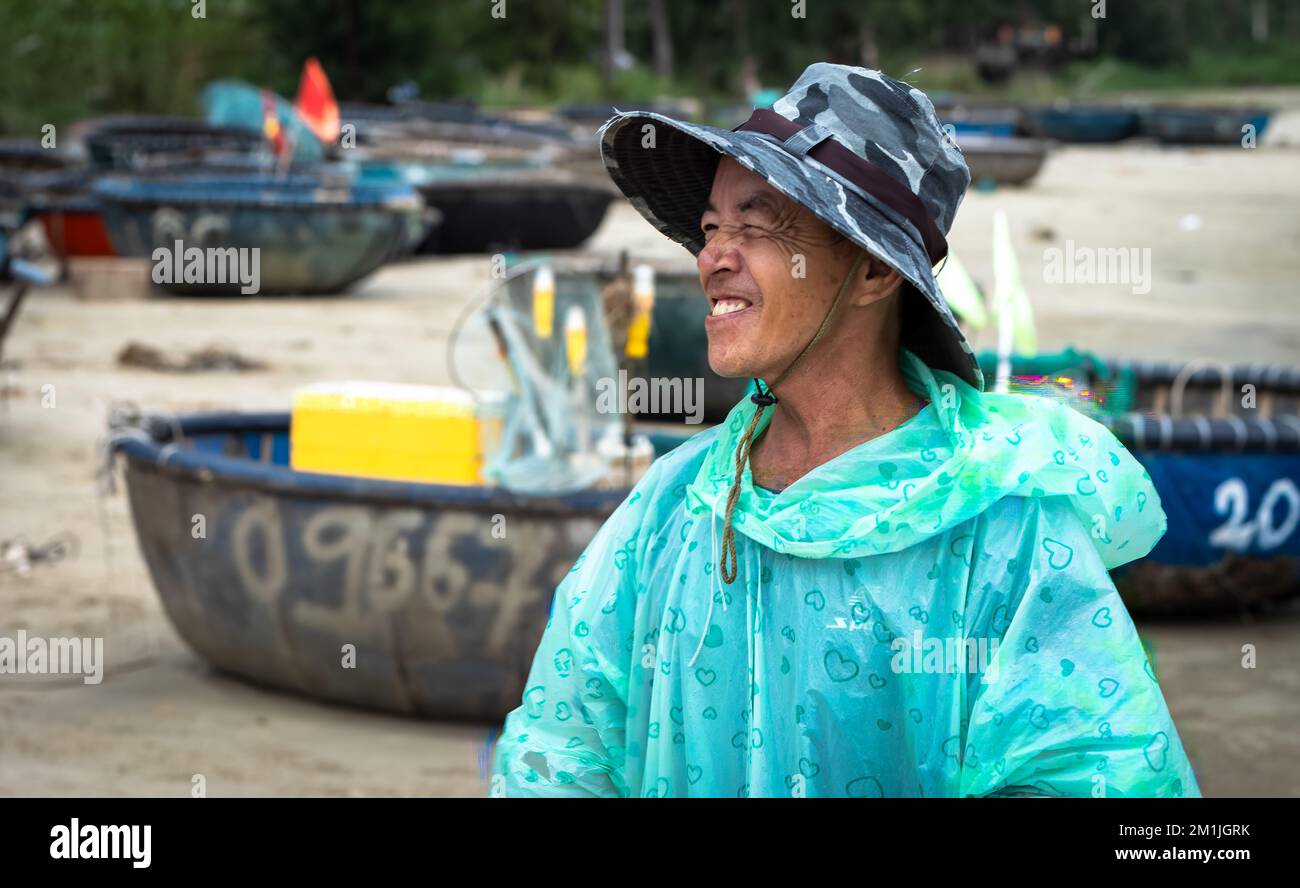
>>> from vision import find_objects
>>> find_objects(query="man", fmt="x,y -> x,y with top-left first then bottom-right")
489,63 -> 1199,797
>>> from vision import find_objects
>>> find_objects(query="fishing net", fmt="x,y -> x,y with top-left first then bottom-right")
478,259 -> 626,495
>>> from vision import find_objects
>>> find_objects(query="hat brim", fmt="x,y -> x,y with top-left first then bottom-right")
598,111 -> 983,391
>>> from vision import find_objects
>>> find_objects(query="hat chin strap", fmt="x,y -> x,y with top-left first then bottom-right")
718,251 -> 869,584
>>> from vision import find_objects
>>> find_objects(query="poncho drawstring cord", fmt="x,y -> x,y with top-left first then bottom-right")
718,251 -> 868,584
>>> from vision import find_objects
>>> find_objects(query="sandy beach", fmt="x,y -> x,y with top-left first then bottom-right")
3,93 -> 1300,797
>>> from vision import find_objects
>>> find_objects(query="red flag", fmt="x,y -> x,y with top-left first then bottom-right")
294,57 -> 340,144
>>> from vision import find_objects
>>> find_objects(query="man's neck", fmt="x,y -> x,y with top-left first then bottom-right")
749,339 -> 923,492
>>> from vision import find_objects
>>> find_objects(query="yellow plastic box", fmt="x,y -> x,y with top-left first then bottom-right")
290,382 -> 504,485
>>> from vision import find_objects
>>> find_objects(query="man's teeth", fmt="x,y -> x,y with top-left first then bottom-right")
711,299 -> 750,317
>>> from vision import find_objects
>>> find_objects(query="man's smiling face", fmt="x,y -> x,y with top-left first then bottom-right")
698,157 -> 863,381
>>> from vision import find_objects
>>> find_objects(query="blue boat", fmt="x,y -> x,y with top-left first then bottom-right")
93,172 -> 434,295
1140,106 -> 1273,145
1109,410 -> 1300,615
1021,104 -> 1140,143
977,351 -> 1300,617
941,104 -> 1022,139
651,331 -> 1300,616
107,409 -> 683,719
947,119 -> 1018,138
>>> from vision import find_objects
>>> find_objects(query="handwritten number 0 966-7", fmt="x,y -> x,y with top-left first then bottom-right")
228,500 -> 573,658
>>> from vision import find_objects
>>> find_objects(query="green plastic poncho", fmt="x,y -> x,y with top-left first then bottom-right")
489,349 -> 1201,797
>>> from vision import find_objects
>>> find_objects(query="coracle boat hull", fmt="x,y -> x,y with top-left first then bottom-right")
110,411 -> 652,720
94,173 -> 431,295
1021,105 -> 1140,143
957,135 -> 1049,186
1140,107 -> 1272,145
414,178 -> 614,254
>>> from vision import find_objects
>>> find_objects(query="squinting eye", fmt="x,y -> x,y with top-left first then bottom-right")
700,221 -> 765,241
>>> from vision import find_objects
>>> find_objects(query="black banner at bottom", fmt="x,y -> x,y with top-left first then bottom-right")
0,797 -> 1284,873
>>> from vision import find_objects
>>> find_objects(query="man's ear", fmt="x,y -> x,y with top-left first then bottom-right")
850,251 -> 904,308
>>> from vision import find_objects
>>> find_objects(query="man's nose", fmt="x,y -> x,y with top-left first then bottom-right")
698,236 -> 740,279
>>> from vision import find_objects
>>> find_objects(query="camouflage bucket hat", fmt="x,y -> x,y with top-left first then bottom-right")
597,62 -> 982,390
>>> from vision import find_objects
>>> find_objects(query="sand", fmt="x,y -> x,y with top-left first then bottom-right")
2,94 -> 1299,797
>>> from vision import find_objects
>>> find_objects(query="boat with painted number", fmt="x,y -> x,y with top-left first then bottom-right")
645,327 -> 1300,616
975,350 -> 1300,617
107,409 -> 686,719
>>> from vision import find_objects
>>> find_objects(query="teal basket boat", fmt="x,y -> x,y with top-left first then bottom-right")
94,172 -> 434,295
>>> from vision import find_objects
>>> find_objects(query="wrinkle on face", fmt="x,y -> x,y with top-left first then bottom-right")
702,188 -> 842,261
697,158 -> 868,382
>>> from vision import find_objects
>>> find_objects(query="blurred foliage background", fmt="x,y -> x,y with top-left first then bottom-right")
2,0 -> 1299,133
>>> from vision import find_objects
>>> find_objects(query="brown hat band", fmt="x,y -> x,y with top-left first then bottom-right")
733,109 -> 949,266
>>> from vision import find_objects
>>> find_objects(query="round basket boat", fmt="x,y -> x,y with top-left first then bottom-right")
93,172 -> 434,295
416,176 -> 614,254
1139,106 -> 1272,146
108,410 -> 685,720
73,115 -> 271,171
642,332 -> 1300,618
1020,104 -> 1141,143
978,351 -> 1300,618
956,134 -> 1050,186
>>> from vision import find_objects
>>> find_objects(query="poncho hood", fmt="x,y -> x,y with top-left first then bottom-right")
685,348 -> 1165,569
